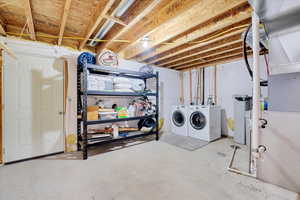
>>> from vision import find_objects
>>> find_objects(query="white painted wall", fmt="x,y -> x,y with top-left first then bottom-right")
1,37 -> 180,152
183,56 -> 268,136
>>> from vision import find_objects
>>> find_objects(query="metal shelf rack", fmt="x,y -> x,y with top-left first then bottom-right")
77,62 -> 159,160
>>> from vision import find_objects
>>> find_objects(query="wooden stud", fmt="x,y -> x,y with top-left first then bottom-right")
175,48 -> 247,70
164,41 -> 243,68
104,15 -> 127,26
154,32 -> 244,66
101,0 -> 201,54
121,0 -> 249,60
79,0 -> 117,50
23,0 -> 36,40
181,54 -> 247,71
0,52 -> 2,164
0,23 -> 5,36
96,0 -> 165,54
139,14 -> 251,63
58,0 -> 72,46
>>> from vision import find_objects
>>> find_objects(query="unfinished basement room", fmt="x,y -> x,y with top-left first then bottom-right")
0,0 -> 300,199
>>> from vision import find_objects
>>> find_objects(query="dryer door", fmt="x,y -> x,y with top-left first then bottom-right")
190,111 -> 206,130
172,110 -> 185,127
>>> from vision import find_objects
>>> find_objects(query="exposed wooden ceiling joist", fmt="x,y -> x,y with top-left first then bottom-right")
164,41 -> 243,68
174,48 -> 247,70
141,18 -> 251,64
79,0 -> 117,50
96,0 -> 162,54
122,1 -> 249,61
146,18 -> 250,65
153,32 -> 244,66
58,0 -> 72,46
99,0 -> 201,54
0,23 -> 5,36
0,14 -> 6,35
103,15 -> 127,26
23,0 -> 36,40
181,53 -> 247,71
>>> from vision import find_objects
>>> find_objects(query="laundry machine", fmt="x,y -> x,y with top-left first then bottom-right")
171,105 -> 188,136
188,105 -> 221,142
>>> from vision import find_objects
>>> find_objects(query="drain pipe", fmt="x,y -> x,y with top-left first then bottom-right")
251,11 -> 261,175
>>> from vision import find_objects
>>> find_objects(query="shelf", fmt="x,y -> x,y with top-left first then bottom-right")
86,64 -> 157,79
86,114 -> 156,125
85,90 -> 157,97
87,131 -> 156,146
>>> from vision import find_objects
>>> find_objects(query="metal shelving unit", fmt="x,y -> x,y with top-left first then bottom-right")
77,62 -> 159,160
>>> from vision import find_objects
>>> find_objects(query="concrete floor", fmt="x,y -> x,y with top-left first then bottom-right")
0,138 -> 299,200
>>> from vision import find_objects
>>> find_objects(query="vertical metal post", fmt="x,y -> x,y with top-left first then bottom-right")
82,62 -> 88,160
77,65 -> 81,151
155,71 -> 159,141
251,11 -> 260,172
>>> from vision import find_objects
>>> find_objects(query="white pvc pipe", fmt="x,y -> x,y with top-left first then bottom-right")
251,12 -> 260,157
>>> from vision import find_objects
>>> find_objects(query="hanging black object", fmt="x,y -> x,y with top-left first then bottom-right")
243,24 -> 268,87
77,52 -> 96,68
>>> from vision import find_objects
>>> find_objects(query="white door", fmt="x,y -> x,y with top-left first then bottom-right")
3,53 -> 64,162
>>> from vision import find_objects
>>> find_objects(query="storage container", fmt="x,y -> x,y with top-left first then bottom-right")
99,112 -> 117,120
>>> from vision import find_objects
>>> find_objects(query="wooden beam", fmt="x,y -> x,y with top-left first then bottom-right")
101,0 -> 201,54
23,0 -> 36,40
138,8 -> 251,63
0,23 -> 5,36
121,0 -> 249,60
150,27 -> 247,66
96,0 -> 162,54
0,41 -> 17,59
164,41 -> 243,68
153,32 -> 244,66
58,0 -> 72,46
104,15 -> 127,26
79,0 -> 117,50
174,48 -> 246,70
181,54 -> 246,71
177,49 -> 269,71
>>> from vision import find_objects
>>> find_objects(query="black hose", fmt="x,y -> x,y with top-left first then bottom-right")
243,24 -> 253,80
243,23 -> 268,87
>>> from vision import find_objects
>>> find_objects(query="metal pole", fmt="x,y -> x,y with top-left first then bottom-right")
156,71 -> 159,141
82,62 -> 88,160
251,11 -> 260,172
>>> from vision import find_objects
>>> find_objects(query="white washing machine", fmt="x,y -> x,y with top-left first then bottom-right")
171,105 -> 188,136
188,105 -> 221,142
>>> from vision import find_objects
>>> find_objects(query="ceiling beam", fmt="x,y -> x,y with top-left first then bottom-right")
121,0 -> 249,60
96,0 -> 162,54
164,41 -> 243,68
104,15 -> 127,26
174,48 -> 246,70
178,49 -> 268,71
0,15 -> 6,36
79,0 -> 117,50
0,23 -> 5,36
58,0 -> 72,46
23,0 -> 36,40
100,0 -> 201,54
180,54 -> 247,71
153,31 -> 244,66
138,8 -> 251,63
146,18 -> 250,64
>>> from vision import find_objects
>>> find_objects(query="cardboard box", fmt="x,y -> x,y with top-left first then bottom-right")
87,111 -> 99,121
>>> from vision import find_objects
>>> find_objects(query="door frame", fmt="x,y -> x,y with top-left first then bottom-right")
2,52 -> 66,164
0,50 -> 3,165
